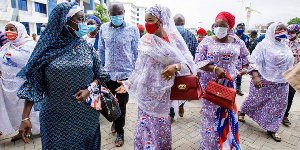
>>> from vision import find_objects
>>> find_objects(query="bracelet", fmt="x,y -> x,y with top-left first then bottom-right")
213,66 -> 217,73
22,118 -> 30,122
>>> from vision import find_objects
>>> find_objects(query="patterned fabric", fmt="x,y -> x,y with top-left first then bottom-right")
178,28 -> 198,58
236,33 -> 249,48
17,2 -> 110,149
146,4 -> 171,25
287,37 -> 300,65
17,2 -> 81,111
287,24 -> 299,32
0,22 -> 40,135
240,76 -> 289,132
195,36 -> 249,149
134,108 -> 172,150
249,22 -> 294,83
0,31 -> 8,48
66,5 -> 82,21
98,21 -> 139,81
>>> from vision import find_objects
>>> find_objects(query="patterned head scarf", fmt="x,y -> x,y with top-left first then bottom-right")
215,11 -> 235,29
17,2 -> 80,110
4,21 -> 30,45
87,15 -> 102,28
287,24 -> 299,32
146,4 -> 171,26
66,5 -> 83,22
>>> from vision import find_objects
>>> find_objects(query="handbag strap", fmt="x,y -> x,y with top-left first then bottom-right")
215,71 -> 234,88
185,64 -> 193,75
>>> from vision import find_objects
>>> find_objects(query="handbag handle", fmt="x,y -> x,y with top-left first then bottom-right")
215,71 -> 234,88
185,64 -> 194,75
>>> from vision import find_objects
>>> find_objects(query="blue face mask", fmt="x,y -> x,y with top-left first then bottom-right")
111,15 -> 124,26
88,25 -> 97,32
41,27 -> 45,32
176,26 -> 184,32
236,29 -> 245,34
74,22 -> 88,37
212,29 -> 215,35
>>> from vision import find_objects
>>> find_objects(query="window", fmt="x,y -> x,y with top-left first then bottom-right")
137,18 -> 139,21
137,8 -> 139,11
137,13 -> 139,16
36,23 -> 42,35
21,22 -> 30,35
76,0 -> 80,5
18,0 -> 27,11
35,2 -> 47,14
11,0 -> 16,8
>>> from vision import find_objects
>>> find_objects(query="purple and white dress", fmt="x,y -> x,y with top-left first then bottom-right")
195,35 -> 249,149
240,22 -> 294,133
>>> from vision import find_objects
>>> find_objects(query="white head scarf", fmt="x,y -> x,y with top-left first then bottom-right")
4,21 -> 30,46
250,22 -> 294,83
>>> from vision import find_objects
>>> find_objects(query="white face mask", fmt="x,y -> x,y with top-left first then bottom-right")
214,27 -> 228,39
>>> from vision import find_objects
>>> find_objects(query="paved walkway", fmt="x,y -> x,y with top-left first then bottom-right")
1,76 -> 300,150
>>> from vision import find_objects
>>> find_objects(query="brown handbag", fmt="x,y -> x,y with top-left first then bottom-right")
202,72 -> 236,110
170,66 -> 203,100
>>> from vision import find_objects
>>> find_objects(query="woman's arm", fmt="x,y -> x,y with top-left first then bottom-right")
19,100 -> 34,143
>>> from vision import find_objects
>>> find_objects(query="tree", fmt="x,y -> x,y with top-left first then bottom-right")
93,4 -> 110,24
287,17 -> 300,25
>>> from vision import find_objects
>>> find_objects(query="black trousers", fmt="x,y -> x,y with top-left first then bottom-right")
106,80 -> 129,135
284,85 -> 296,117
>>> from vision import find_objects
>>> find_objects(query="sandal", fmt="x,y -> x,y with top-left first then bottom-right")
267,131 -> 281,142
111,123 -> 116,133
11,133 -> 22,142
115,134 -> 124,147
238,111 -> 245,122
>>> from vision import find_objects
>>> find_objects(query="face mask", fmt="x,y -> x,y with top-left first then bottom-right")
5,31 -> 18,41
111,15 -> 124,26
275,30 -> 287,39
145,22 -> 160,34
197,38 -> 202,43
236,29 -> 245,34
288,33 -> 297,40
88,25 -> 97,32
176,26 -> 184,32
214,27 -> 228,39
74,22 -> 88,37
41,27 -> 46,32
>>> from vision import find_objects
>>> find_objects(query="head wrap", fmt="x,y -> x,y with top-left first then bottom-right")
250,22 -> 294,83
236,23 -> 245,27
66,5 -> 83,22
146,4 -> 171,25
287,24 -> 299,32
197,28 -> 207,36
215,11 -> 235,29
17,2 -> 80,111
4,21 -> 30,45
137,24 -> 145,31
87,15 -> 101,28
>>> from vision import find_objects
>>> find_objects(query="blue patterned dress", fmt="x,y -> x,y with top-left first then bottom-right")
17,2 -> 110,149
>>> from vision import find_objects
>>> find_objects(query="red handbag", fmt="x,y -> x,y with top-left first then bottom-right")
170,66 -> 202,100
202,72 -> 236,110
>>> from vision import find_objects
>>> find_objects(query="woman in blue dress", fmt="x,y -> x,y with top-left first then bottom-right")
16,2 -> 109,149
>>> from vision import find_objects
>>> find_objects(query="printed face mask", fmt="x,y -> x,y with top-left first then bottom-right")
5,31 -> 18,41
111,15 -> 124,26
214,27 -> 228,39
275,30 -> 287,39
145,22 -> 160,34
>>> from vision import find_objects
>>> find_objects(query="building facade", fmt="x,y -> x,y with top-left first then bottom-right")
0,0 -> 106,36
118,1 -> 146,26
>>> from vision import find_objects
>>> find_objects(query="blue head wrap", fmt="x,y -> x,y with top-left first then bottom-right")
17,2 -> 80,110
87,15 -> 101,28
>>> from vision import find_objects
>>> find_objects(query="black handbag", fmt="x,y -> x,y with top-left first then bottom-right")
99,87 -> 121,122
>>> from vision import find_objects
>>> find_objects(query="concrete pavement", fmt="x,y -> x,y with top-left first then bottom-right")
1,75 -> 300,150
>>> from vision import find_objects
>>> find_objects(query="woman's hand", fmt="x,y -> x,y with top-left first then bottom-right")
75,89 -> 90,102
161,64 -> 180,80
115,81 -> 127,94
215,67 -> 226,79
19,120 -> 32,143
253,76 -> 261,89
238,68 -> 248,77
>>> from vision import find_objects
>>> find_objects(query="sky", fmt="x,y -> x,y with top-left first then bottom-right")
117,0 -> 300,30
